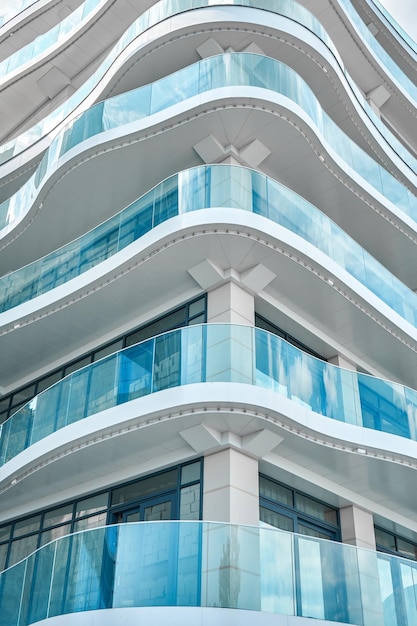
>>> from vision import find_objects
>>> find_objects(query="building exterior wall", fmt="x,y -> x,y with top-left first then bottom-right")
1,0 -> 417,624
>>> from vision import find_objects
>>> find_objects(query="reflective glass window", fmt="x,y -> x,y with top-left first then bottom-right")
8,535 -> 38,567
43,505 -> 73,528
181,461 -> 201,485
111,469 -> 178,506
375,527 -> 396,552
75,493 -> 108,518
37,371 -> 62,393
73,512 -> 107,532
260,506 -> 294,532
0,525 -> 11,542
180,484 -> 200,521
295,493 -> 338,526
260,476 -> 293,508
40,524 -> 72,546
13,515 -> 41,538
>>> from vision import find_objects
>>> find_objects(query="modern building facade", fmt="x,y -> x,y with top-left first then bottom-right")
0,0 -> 417,624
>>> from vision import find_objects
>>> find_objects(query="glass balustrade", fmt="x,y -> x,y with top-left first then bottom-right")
1,53 -> 416,242
1,0 -> 415,186
1,162 -> 417,332
338,0 -> 417,101
369,0 -> 417,54
0,520 -> 416,626
1,323 -> 417,467
0,1 -> 39,28
0,0 -> 102,79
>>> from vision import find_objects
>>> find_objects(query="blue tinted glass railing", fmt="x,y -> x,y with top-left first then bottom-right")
0,0 -> 39,27
0,0 -> 335,166
369,0 -> 417,54
1,52 -> 417,242
0,0 -> 101,79
1,163 -> 417,332
0,53 -> 417,243
0,520 -> 416,626
338,0 -> 417,100
1,323 -> 417,466
1,0 -> 415,186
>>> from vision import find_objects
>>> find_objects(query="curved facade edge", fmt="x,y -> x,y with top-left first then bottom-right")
31,606 -> 340,626
2,85 -> 416,268
2,383 -> 417,505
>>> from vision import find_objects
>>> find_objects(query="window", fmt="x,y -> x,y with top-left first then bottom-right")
0,460 -> 202,571
0,296 -> 207,425
376,527 -> 417,561
259,475 -> 339,540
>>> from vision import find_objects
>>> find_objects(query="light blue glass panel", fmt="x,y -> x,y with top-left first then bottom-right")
103,86 -> 152,128
117,339 -> 154,402
19,543 -> 56,625
176,522 -> 201,605
358,374 -> 409,438
404,386 -> 417,440
65,369 -> 90,424
377,557 -> 398,626
60,102 -> 105,157
255,328 -> 289,396
178,168 -> 207,214
400,562 -> 417,625
153,330 -> 181,391
297,536 -> 325,618
202,523 -> 260,610
3,404 -> 32,462
113,523 -> 185,607
330,222 -> 367,284
0,560 -> 26,626
286,342 -> 325,412
153,176 -> 179,226
48,535 -> 71,617
85,356 -> 118,416
260,526 -> 295,614
48,527 -> 113,618
117,193 -> 154,249
180,326 -> 204,384
205,324 -> 253,383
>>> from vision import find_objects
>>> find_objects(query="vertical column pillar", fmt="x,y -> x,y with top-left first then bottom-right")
203,447 -> 259,525
202,448 -> 261,611
207,281 -> 254,326
340,505 -> 376,550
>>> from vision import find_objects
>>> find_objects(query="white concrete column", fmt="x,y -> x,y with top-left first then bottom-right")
328,355 -> 356,371
207,282 -> 254,326
203,448 -> 259,525
340,505 -> 376,550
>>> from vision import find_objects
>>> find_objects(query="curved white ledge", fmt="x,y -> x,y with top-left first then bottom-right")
1,66 -> 416,295
1,2 -> 416,201
2,383 -> 417,533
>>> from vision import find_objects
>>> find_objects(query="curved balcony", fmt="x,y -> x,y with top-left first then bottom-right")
1,0 -> 416,187
337,0 -> 417,102
1,52 -> 416,247
369,0 -> 417,56
1,163 -> 417,334
1,323 -> 417,467
0,0 -> 102,81
0,520 -> 416,626
0,0 -> 40,28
